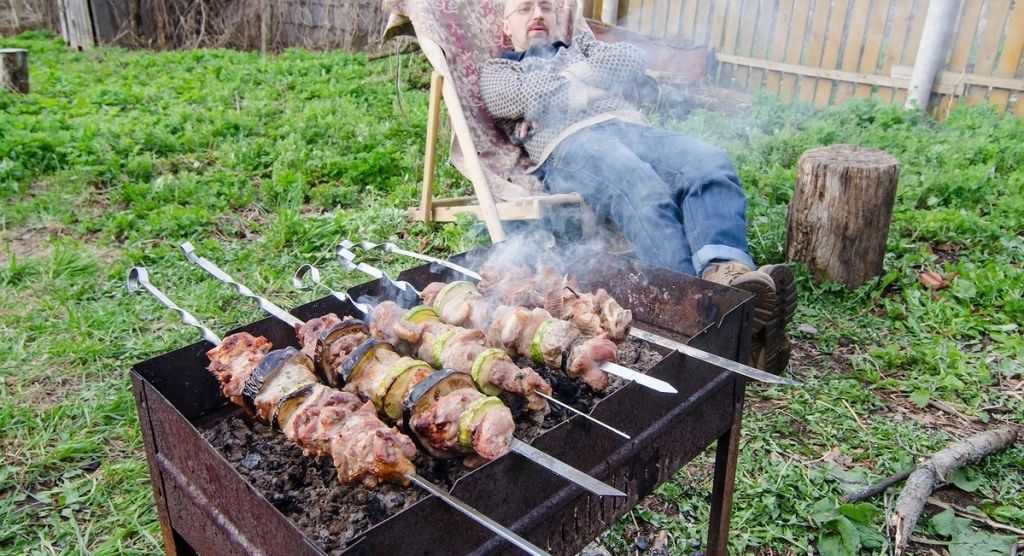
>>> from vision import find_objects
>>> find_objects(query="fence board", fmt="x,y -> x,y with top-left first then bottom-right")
835,0 -> 871,104
853,0 -> 888,99
745,0 -> 775,93
693,0 -> 712,45
680,0 -> 698,44
990,0 -> 1024,111
798,0 -> 831,104
708,0 -> 728,50
875,0 -> 915,102
779,0 -> 811,99
967,0 -> 1013,105
725,0 -> 758,89
764,0 -> 794,92
666,0 -> 684,40
812,0 -> 848,106
717,0 -> 742,84
639,0 -> 655,36
653,0 -> 671,38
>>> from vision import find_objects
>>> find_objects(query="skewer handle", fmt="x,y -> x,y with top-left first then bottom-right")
127,267 -> 222,346
406,473 -> 549,556
181,242 -> 303,327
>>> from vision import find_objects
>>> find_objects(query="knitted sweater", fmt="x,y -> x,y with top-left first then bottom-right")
480,29 -> 648,166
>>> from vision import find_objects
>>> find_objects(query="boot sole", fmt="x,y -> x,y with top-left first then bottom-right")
756,264 -> 798,375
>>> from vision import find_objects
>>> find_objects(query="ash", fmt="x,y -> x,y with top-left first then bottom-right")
200,337 -> 663,553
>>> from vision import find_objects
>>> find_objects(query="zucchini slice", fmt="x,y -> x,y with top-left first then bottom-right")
458,396 -> 505,451
530,318 -> 559,366
431,281 -> 477,313
430,327 -> 461,368
380,360 -> 434,422
470,348 -> 507,396
402,369 -> 477,458
338,339 -> 395,385
268,382 -> 317,430
402,305 -> 441,324
314,319 -> 369,387
241,347 -> 316,419
373,357 -> 432,417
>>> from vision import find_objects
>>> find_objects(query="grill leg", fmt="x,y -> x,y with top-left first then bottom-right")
706,379 -> 745,555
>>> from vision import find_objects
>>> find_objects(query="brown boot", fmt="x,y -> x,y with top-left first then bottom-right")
758,264 -> 797,374
701,261 -> 777,336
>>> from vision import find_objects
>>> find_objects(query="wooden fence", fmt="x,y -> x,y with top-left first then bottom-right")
585,0 -> 1024,118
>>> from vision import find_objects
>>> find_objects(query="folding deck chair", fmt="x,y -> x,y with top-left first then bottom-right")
382,0 -> 593,243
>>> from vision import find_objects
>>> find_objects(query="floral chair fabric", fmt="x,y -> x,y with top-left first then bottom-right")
383,0 -> 588,200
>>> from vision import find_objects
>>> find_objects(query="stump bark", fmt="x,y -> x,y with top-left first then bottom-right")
1,49 -> 29,94
786,145 -> 900,289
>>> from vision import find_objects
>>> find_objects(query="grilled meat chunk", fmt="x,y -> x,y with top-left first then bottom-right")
206,332 -> 273,406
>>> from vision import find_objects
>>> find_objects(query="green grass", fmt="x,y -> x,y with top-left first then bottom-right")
2,31 -> 1021,555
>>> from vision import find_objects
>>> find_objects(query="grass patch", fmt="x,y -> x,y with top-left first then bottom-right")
2,31 -> 1021,554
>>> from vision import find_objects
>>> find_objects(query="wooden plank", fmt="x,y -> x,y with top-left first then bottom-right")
853,0 -> 889,99
813,0 -> 849,106
728,0 -> 759,89
891,64 -> 1024,92
680,0 -> 699,44
717,0 -> 743,85
834,0 -> 871,105
875,0 -> 916,102
639,0 -> 656,36
765,0 -> 796,94
653,0 -> 672,38
718,52 -> 909,88
779,0 -> 811,100
694,0 -> 713,45
967,0 -> 1013,105
708,0 -> 729,51
893,0 -> 929,105
989,0 -> 1024,110
745,0 -> 776,94
667,0 -> 684,42
798,0 -> 832,104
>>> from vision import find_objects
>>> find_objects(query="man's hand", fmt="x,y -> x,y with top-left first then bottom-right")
561,65 -> 612,110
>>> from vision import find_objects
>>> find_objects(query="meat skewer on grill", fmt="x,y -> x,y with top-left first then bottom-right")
180,243 -> 625,498
336,243 -> 677,394
126,266 -> 551,556
294,264 -> 630,441
348,241 -> 799,386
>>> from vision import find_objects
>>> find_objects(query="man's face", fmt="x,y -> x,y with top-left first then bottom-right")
502,0 -> 558,51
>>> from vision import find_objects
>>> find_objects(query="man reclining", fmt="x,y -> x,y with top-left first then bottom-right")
480,0 -> 797,371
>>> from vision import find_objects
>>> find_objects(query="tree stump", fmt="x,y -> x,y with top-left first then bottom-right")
1,49 -> 30,94
786,145 -> 900,289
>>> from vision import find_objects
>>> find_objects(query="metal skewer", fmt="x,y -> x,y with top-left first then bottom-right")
296,263 -> 633,442
338,242 -> 678,394
127,266 -> 551,556
178,245 -> 624,498
180,242 -> 303,328
347,241 -> 800,387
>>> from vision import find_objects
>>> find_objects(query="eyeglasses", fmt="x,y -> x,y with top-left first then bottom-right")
504,1 -> 555,18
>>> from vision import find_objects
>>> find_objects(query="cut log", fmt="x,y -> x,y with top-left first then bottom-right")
1,48 -> 29,94
891,425 -> 1019,555
786,145 -> 900,289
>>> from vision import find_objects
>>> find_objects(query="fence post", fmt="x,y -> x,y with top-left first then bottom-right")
905,0 -> 959,110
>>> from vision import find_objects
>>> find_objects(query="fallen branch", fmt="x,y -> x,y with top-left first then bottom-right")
839,467 -> 914,504
891,425 -> 1019,554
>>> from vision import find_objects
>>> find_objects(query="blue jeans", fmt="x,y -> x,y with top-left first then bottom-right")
537,120 -> 754,276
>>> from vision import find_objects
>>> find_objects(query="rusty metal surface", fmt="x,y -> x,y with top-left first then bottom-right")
131,251 -> 752,555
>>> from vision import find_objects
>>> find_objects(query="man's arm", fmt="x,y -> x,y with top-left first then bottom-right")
480,58 -> 591,121
564,28 -> 647,90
